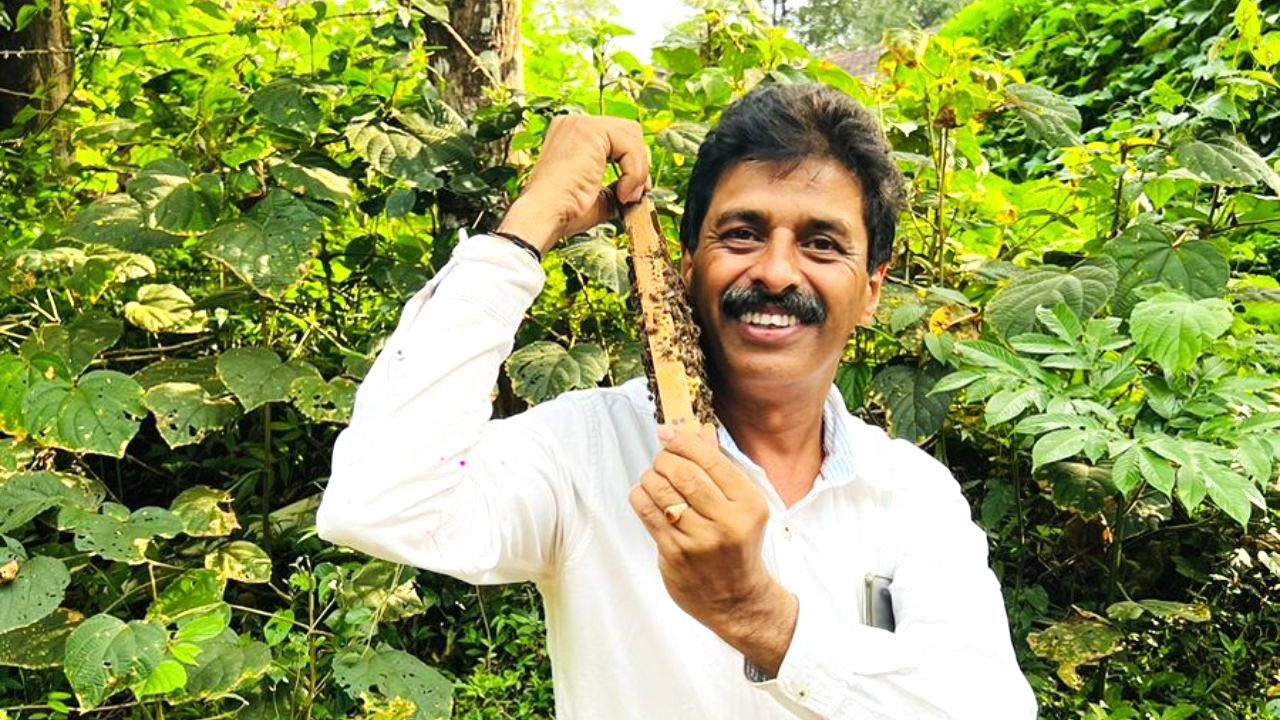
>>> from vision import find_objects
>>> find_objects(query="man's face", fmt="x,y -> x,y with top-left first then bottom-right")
682,156 -> 888,390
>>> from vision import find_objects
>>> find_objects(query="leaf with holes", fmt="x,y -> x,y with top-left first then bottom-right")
147,569 -> 226,624
201,190 -> 321,299
57,503 -> 183,564
984,260 -> 1116,339
216,348 -> 320,411
0,471 -> 104,533
169,486 -> 239,538
1103,223 -> 1229,315
0,554 -> 70,634
869,363 -> 954,444
0,608 -> 83,669
1027,616 -> 1123,689
506,341 -> 608,404
133,357 -> 226,395
1130,292 -> 1233,373
127,159 -> 221,234
22,371 -> 146,457
288,375 -> 357,424
338,560 -> 429,624
333,646 -> 454,720
251,78 -> 323,135
63,614 -> 167,709
560,236 -> 630,294
19,312 -> 122,377
1107,599 -> 1211,623
205,541 -> 271,583
124,284 -> 208,334
143,382 -> 240,448
1174,136 -> 1280,195
1006,84 -> 1082,147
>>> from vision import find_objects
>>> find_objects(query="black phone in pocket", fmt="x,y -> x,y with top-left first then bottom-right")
864,574 -> 895,631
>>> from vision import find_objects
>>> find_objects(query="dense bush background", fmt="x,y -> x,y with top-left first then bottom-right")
1,0 -> 1278,718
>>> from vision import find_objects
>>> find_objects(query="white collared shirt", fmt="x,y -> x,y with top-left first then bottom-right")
316,234 -> 1038,719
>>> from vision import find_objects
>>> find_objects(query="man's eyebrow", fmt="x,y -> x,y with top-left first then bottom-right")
805,217 -> 852,238
709,209 -> 768,228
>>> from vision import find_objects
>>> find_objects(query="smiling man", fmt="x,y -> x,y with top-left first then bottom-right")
316,83 -> 1037,719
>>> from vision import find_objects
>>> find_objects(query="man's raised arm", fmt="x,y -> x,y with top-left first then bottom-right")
315,116 -> 651,583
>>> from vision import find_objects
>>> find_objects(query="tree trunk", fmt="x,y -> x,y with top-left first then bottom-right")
0,0 -> 73,135
425,0 -> 522,118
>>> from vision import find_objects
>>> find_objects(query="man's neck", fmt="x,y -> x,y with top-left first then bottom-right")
714,377 -> 829,508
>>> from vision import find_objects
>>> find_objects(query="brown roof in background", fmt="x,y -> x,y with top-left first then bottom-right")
826,44 -> 885,79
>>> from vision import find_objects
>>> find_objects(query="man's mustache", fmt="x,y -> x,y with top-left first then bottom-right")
720,283 -> 825,324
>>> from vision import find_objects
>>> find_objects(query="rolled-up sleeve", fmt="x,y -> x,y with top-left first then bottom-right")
751,447 -> 1037,719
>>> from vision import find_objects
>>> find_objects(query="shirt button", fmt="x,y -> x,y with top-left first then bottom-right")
781,525 -> 793,540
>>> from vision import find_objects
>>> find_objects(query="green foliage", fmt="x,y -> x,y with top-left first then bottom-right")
0,0 -> 1277,717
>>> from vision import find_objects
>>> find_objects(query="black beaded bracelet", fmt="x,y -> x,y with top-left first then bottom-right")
491,230 -> 543,263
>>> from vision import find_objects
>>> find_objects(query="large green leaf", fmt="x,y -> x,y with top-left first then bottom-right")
124,284 -> 208,334
63,614 -> 167,709
204,541 -> 272,583
216,348 -> 319,411
1173,136 -> 1280,195
269,156 -> 355,204
868,363 -> 954,444
201,190 -> 322,299
1032,429 -> 1090,470
169,485 -> 240,538
146,569 -> 227,624
1006,83 -> 1082,147
333,647 -> 454,720
0,608 -> 84,669
57,503 -> 183,564
61,194 -> 181,252
1129,292 -> 1233,373
143,382 -> 240,448
560,236 -> 631,294
133,356 -> 226,395
1201,461 -> 1264,529
1106,599 -> 1210,623
346,122 -> 446,189
251,78 -> 323,134
506,341 -> 608,404
0,554 -> 70,634
1103,223 -> 1229,315
0,470 -> 104,533
1027,616 -> 1123,689
127,158 -> 221,233
984,260 -> 1117,338
22,371 -> 146,457
288,375 -> 357,424
183,629 -> 271,698
0,351 -> 71,436
20,311 -> 123,377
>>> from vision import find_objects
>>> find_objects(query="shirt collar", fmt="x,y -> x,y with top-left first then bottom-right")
715,384 -> 862,492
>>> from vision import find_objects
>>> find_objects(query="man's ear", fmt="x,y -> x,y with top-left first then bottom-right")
857,262 -> 890,326
681,249 -> 693,287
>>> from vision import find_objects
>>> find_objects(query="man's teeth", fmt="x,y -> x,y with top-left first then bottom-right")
740,312 -> 799,327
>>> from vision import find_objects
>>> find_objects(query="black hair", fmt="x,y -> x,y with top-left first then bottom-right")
679,82 -> 905,271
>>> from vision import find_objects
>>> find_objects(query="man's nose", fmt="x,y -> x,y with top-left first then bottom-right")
748,232 -> 804,294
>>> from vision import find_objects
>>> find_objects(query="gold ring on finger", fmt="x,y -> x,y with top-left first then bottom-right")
663,502 -> 689,524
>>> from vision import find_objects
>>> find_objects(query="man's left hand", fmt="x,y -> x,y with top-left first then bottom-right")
628,423 -> 798,675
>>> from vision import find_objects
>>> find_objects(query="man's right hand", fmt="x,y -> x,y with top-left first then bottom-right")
497,115 -> 652,256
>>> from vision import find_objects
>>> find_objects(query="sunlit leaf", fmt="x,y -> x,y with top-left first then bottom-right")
124,284 -> 208,334
560,236 -> 630,295
1129,292 -> 1233,373
169,486 -> 239,538
288,375 -> 357,424
204,541 -> 272,583
63,614 -> 167,709
201,190 -> 321,299
57,503 -> 183,564
0,471 -> 104,533
216,348 -> 319,411
127,159 -> 221,234
1006,83 -> 1082,147
19,312 -> 122,377
22,371 -> 146,458
506,341 -> 609,404
1027,616 -> 1123,689
143,382 -> 240,448
147,569 -> 227,624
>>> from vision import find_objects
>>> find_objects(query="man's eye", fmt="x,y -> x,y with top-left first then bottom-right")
806,237 -> 841,252
721,228 -> 759,242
